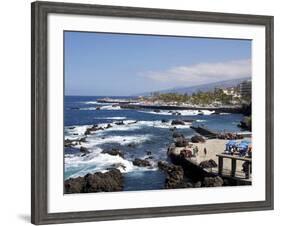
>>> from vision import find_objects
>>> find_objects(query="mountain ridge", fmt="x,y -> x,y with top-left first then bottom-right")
136,77 -> 250,96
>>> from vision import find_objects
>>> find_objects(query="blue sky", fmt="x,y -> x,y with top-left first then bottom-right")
64,31 -> 251,96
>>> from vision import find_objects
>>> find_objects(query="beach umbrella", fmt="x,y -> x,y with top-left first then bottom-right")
226,140 -> 238,149
226,140 -> 237,146
238,143 -> 247,149
237,143 -> 248,156
241,140 -> 251,145
225,140 -> 238,153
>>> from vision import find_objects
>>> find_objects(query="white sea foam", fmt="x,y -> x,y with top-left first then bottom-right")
79,107 -> 96,110
200,110 -> 216,115
84,101 -> 108,105
95,117 -> 127,120
64,119 -> 194,179
79,105 -> 122,111
138,109 -> 215,116
65,119 -> 192,141
65,125 -> 91,140
99,120 -> 191,132
65,147 -> 156,179
196,119 -> 207,122
136,120 -> 191,129
100,105 -> 121,110
86,134 -> 153,146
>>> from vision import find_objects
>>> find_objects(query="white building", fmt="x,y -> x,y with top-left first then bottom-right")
240,80 -> 252,98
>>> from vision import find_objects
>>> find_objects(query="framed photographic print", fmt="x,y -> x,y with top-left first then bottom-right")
31,1 -> 274,225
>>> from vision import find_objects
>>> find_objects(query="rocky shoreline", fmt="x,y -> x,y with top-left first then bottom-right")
64,169 -> 123,193
64,118 -> 250,193
119,103 -> 250,115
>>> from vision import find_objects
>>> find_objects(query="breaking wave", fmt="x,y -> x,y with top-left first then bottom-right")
79,105 -> 122,111
65,147 -> 156,179
138,109 -> 215,116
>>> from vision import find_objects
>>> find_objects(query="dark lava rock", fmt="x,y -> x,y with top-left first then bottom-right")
172,112 -> 181,116
174,137 -> 189,147
64,177 -> 84,193
146,151 -> 152,155
80,146 -> 90,154
199,159 -> 218,168
128,120 -> 138,124
217,129 -> 244,140
101,148 -> 124,158
132,158 -> 151,167
169,127 -> 177,131
84,125 -> 104,135
203,176 -> 224,187
172,132 -> 185,139
106,124 -> 112,129
96,107 -> 101,110
128,143 -> 137,148
115,121 -> 125,125
79,137 -> 87,143
64,169 -> 123,193
84,129 -> 91,135
223,179 -> 231,186
194,181 -> 202,188
107,163 -> 126,171
237,116 -> 251,131
183,119 -> 194,123
145,156 -> 154,160
191,135 -> 205,143
154,109 -> 161,113
64,139 -> 75,147
158,161 -> 190,189
161,119 -> 169,123
208,159 -> 217,167
93,125 -> 104,131
158,161 -> 171,171
171,120 -> 185,125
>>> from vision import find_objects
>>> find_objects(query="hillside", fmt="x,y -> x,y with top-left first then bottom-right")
137,77 -> 250,96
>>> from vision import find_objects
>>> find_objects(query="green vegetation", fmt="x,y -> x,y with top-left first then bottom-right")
147,88 -> 243,106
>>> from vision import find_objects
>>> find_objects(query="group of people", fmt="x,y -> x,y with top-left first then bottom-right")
179,146 -> 208,159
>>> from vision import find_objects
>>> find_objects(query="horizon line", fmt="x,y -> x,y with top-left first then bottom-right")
65,76 -> 251,97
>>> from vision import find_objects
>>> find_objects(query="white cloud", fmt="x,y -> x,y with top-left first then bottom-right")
141,59 -> 251,86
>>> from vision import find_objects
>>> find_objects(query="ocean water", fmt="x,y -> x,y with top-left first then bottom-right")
64,96 -> 245,191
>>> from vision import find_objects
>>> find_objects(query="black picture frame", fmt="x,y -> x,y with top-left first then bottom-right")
31,1 -> 274,225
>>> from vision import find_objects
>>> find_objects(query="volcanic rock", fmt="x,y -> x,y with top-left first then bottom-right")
80,146 -> 90,154
174,137 -> 189,147
199,159 -> 218,168
64,169 -> 123,193
191,135 -> 205,143
101,148 -> 124,158
172,132 -> 185,138
132,158 -> 151,167
203,176 -> 224,187
158,161 -> 191,189
171,120 -> 185,125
